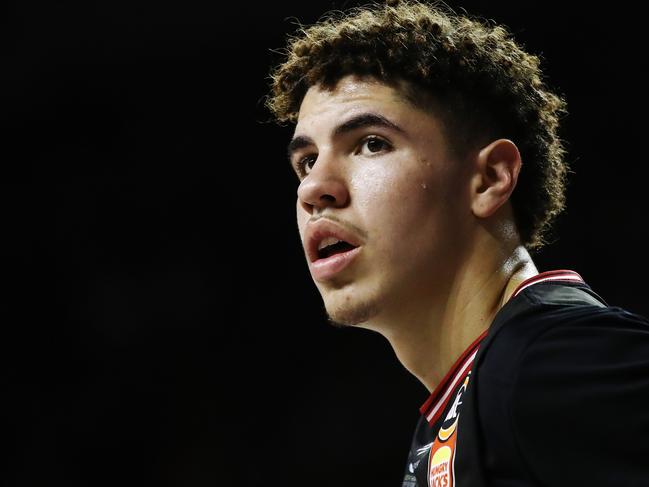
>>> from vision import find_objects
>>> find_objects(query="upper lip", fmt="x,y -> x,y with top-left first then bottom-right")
304,218 -> 364,263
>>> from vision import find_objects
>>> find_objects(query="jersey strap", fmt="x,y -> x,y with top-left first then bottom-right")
511,269 -> 584,299
419,329 -> 488,426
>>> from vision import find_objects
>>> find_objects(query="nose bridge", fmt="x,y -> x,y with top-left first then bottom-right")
297,146 -> 349,211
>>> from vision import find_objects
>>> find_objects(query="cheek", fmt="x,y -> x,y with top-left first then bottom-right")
353,165 -> 439,225
351,158 -> 426,204
348,155 -> 467,272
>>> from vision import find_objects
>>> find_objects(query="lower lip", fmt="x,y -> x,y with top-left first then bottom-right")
310,247 -> 362,281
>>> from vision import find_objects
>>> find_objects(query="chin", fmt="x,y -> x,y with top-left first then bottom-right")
322,293 -> 381,328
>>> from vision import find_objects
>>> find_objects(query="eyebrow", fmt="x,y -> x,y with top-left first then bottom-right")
286,112 -> 405,162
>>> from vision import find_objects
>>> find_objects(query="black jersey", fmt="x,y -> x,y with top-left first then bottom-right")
402,269 -> 649,487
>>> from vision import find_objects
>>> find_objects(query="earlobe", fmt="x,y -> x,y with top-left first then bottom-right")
470,139 -> 522,218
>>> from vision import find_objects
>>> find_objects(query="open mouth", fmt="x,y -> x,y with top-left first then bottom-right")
317,238 -> 358,260
308,229 -> 363,281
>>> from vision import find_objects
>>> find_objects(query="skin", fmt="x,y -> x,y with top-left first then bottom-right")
289,74 -> 538,392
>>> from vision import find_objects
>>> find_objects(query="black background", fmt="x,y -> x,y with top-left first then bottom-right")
3,1 -> 648,485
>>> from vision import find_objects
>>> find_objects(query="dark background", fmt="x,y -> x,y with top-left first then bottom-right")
3,0 -> 648,485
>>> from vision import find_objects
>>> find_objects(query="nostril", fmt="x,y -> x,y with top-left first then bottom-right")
320,194 -> 336,203
300,200 -> 315,214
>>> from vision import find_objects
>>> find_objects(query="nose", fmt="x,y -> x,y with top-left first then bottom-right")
296,152 -> 350,214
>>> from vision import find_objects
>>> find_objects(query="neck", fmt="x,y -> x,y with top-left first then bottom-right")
380,241 -> 538,393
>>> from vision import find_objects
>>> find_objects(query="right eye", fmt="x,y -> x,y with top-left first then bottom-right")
296,154 -> 317,177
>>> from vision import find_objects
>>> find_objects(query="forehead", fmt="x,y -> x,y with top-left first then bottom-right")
296,76 -> 410,128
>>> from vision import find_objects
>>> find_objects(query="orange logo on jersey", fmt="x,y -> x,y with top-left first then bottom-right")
428,374 -> 470,487
429,446 -> 452,487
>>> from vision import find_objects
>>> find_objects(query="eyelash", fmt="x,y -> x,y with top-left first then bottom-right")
295,136 -> 392,177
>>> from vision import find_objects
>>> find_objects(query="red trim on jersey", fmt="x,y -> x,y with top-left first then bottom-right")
511,269 -> 584,299
419,269 -> 584,426
419,329 -> 488,426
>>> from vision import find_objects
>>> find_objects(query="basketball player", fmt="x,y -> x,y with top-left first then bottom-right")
266,1 -> 649,485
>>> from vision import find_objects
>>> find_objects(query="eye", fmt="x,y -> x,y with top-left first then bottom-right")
296,154 -> 317,177
358,136 -> 392,156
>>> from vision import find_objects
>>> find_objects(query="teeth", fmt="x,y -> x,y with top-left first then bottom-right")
318,236 -> 343,251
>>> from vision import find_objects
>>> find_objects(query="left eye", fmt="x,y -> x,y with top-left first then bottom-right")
358,136 -> 391,155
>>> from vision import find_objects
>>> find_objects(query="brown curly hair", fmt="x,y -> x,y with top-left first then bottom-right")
266,0 -> 569,251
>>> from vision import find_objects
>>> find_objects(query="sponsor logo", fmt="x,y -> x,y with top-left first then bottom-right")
428,446 -> 452,487
428,372 -> 472,487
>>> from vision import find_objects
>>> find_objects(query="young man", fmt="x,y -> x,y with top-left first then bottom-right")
267,1 -> 649,485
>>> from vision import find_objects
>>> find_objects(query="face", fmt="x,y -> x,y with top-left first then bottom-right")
289,75 -> 472,331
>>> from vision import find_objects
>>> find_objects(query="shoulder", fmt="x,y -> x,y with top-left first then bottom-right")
478,283 -> 649,485
477,282 -> 649,384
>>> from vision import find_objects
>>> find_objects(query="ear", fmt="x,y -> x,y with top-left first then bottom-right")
469,139 -> 522,218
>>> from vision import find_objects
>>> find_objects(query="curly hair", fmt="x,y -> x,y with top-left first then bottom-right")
266,0 -> 569,251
